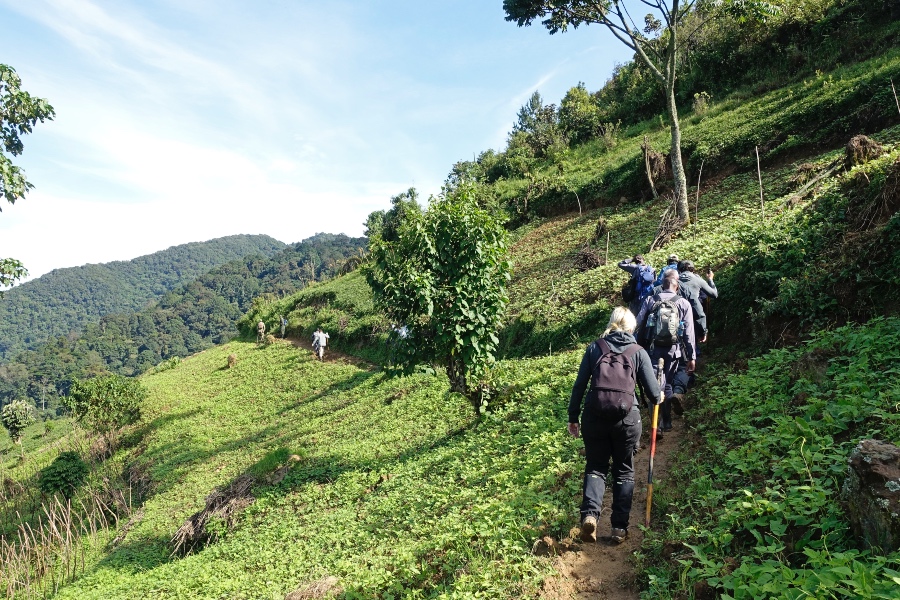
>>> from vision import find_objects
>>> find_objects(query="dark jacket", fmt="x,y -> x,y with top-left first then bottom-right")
678,271 -> 717,300
618,260 -> 652,314
634,290 -> 697,361
568,331 -> 662,423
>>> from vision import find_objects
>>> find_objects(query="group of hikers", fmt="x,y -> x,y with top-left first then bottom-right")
568,253 -> 717,544
255,318 -> 330,361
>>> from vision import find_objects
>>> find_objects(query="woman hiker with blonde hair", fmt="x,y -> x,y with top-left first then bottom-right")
567,306 -> 661,543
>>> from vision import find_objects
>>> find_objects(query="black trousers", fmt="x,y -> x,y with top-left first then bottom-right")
579,406 -> 642,530
649,346 -> 689,428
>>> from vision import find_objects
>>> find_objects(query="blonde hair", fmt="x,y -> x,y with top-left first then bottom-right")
601,306 -> 637,337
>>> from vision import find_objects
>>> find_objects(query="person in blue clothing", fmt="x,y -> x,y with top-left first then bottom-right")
568,306 -> 662,545
654,253 -> 680,287
618,254 -> 655,316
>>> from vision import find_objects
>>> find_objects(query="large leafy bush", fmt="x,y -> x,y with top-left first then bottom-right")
1,399 -> 35,444
65,375 -> 146,436
39,451 -> 89,499
366,184 -> 511,414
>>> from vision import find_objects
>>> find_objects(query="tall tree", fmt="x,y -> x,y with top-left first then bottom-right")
503,0 -> 775,226
1,64 -> 55,290
365,184 -> 510,416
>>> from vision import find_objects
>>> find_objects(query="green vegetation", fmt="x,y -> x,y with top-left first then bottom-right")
1,400 -> 35,459
0,233 -> 286,360
642,318 -> 900,599
503,0 -> 778,225
23,341 -> 585,599
3,1 -> 900,597
366,185 -> 511,412
0,233 -> 366,413
65,375 -> 146,438
38,451 -> 88,499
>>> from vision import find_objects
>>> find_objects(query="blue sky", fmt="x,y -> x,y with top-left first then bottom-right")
1,0 -> 632,279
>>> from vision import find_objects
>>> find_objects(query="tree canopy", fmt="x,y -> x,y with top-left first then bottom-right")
1,64 -> 55,290
365,185 -> 510,415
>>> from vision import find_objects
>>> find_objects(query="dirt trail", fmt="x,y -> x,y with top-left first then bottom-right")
283,336 -> 375,368
540,415 -> 681,600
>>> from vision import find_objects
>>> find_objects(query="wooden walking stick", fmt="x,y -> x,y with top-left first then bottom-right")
645,358 -> 665,527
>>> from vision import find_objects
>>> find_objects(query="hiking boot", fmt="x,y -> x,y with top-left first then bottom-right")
671,393 -> 685,416
581,515 -> 597,543
661,423 -> 673,432
610,528 -> 627,544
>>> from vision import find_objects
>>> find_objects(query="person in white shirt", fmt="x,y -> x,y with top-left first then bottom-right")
311,328 -> 330,361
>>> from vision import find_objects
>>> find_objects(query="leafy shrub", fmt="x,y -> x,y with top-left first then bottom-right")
1,400 -> 35,444
692,91 -> 711,116
65,375 -> 146,436
644,318 -> 900,599
366,184 -> 511,413
38,451 -> 89,499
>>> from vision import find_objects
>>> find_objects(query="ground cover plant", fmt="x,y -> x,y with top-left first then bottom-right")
7,19 -> 900,598
640,318 -> 900,599
43,339 -> 594,599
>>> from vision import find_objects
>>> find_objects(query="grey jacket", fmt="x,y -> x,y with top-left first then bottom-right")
678,271 -> 717,300
568,331 -> 662,423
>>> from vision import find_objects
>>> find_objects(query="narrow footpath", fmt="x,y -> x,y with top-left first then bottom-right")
283,336 -> 375,368
540,415 -> 680,600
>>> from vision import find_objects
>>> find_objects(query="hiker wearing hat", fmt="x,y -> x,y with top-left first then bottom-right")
654,253 -> 680,287
568,306 -> 662,544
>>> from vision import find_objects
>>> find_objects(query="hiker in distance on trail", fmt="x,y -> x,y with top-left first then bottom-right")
618,254 -> 656,317
280,315 -> 288,338
311,327 -> 330,361
256,320 -> 266,344
635,269 -> 696,434
568,306 -> 662,545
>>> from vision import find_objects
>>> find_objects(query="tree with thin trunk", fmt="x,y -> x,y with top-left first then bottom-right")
502,0 -> 776,227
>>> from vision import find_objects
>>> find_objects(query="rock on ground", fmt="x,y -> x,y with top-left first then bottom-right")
842,439 -> 900,553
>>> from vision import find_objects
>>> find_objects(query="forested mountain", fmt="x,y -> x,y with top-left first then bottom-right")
0,234 -> 286,360
0,233 -> 366,411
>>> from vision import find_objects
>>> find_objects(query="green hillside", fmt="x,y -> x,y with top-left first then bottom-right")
0,233 -> 366,411
3,1 -> 900,598
0,234 -> 287,360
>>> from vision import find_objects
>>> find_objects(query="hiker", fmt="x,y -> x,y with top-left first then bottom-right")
280,315 -> 288,338
311,328 -> 330,361
618,255 -> 656,316
635,270 -> 696,433
256,320 -> 266,344
653,253 -> 680,287
677,260 -> 718,344
568,306 -> 662,545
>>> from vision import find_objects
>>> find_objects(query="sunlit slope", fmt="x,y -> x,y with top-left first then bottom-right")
56,340 -> 588,599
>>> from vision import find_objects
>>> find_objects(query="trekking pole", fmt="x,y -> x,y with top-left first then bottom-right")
645,358 -> 665,528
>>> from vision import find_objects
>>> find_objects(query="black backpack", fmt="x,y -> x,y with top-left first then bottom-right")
644,294 -> 681,347
587,339 -> 641,420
